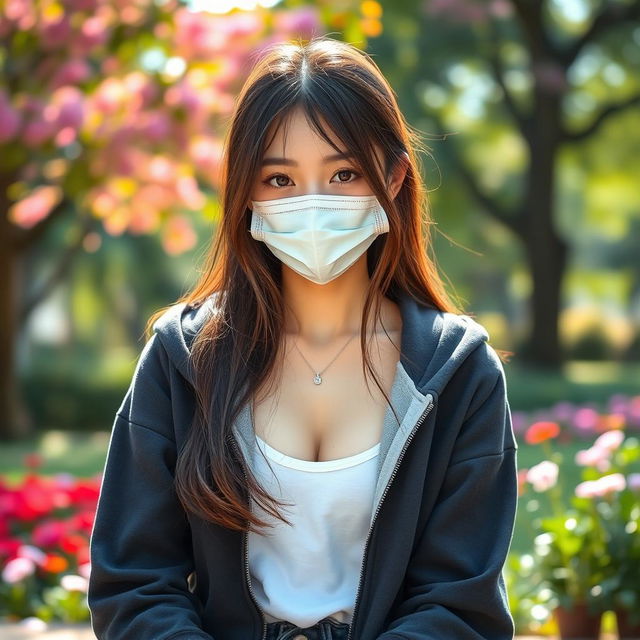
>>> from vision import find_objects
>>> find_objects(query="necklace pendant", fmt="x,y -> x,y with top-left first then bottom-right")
313,373 -> 322,385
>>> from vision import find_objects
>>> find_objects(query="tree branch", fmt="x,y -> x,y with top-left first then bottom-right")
429,114 -> 524,236
20,211 -> 98,323
558,3 -> 640,67
510,0 -> 555,59
562,93 -> 640,143
485,21 -> 530,131
10,197 -> 70,252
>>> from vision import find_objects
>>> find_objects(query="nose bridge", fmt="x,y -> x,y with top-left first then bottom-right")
301,176 -> 324,196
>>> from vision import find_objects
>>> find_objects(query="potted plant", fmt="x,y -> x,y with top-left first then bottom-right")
521,421 -> 640,639
577,432 -> 640,639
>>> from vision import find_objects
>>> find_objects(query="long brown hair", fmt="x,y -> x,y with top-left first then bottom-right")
145,36 -> 483,534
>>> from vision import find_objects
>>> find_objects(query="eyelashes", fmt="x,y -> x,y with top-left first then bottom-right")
262,168 -> 361,189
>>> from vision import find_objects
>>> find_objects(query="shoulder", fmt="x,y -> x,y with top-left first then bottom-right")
152,291 -> 223,347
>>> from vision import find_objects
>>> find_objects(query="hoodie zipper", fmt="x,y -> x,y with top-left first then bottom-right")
346,396 -> 435,640
229,434 -> 267,640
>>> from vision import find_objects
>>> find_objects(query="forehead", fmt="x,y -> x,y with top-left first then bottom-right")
263,106 -> 343,155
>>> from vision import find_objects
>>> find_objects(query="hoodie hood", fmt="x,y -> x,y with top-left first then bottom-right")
151,289 -> 490,399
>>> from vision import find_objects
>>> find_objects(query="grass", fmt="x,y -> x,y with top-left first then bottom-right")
0,430 -> 110,485
506,361 -> 640,412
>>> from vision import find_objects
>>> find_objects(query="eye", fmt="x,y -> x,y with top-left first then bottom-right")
263,173 -> 294,188
262,169 -> 360,189
331,169 -> 360,184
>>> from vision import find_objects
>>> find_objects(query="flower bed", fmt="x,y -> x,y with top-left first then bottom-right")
510,408 -> 640,639
0,455 -> 100,624
2,393 -> 640,633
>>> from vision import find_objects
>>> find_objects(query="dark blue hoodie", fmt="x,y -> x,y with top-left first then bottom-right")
88,290 -> 519,640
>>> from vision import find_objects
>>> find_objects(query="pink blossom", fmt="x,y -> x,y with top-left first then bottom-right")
50,58 -> 92,89
139,112 -> 172,142
162,215 -> 198,256
576,473 -> 626,498
77,15 -> 110,52
575,446 -> 612,471
573,407 -> 600,432
273,7 -> 320,39
17,544 -> 47,567
31,519 -> 68,547
2,556 -> 36,583
176,175 -> 206,210
8,185 -> 63,229
0,91 -> 21,142
526,460 -> 559,492
594,429 -> 625,453
575,480 -> 600,498
40,16 -> 72,49
597,473 -> 626,494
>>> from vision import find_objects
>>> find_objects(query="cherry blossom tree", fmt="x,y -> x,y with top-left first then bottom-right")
0,0 -> 351,440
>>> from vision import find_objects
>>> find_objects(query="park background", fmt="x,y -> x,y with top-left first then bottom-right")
1,0 -> 639,638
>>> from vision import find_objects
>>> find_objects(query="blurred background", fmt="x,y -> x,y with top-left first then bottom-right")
1,0 -> 639,637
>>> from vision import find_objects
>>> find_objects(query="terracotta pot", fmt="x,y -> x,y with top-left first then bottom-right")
616,608 -> 640,640
553,601 -> 602,639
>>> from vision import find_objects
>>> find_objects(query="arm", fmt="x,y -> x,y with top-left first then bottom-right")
378,355 -> 519,639
88,334 -> 213,640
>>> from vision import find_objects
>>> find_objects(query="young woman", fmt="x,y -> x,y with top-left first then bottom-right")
88,36 -> 519,640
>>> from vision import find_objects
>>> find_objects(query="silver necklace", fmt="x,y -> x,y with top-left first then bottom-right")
292,333 -> 358,385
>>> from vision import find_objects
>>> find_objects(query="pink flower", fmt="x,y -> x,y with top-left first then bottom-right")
573,407 -> 600,432
2,556 -> 36,583
576,473 -> 626,498
593,429 -> 625,453
575,480 -> 599,498
597,473 -> 626,494
17,544 -> 47,567
575,446 -> 611,472
8,185 -> 63,229
0,90 -> 21,142
526,460 -> 559,492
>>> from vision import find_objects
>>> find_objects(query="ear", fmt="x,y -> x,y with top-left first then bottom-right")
387,151 -> 409,200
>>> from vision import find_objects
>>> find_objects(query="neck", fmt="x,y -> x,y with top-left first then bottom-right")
281,259 -> 396,346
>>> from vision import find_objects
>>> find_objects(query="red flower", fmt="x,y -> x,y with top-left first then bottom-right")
525,421 -> 560,444
60,533 -> 88,555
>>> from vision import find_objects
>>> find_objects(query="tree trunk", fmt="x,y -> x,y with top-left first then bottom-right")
0,176 -> 34,441
518,86 -> 568,368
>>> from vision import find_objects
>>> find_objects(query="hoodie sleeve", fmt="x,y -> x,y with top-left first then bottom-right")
88,333 -> 213,640
377,355 -> 519,640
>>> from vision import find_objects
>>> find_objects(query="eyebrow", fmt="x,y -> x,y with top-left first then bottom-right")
261,151 -> 354,167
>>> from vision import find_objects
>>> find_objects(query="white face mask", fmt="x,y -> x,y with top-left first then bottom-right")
249,193 -> 390,285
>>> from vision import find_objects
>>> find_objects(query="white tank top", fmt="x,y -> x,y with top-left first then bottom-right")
247,433 -> 380,628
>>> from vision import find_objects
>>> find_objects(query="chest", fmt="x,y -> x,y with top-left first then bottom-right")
251,332 -> 401,463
